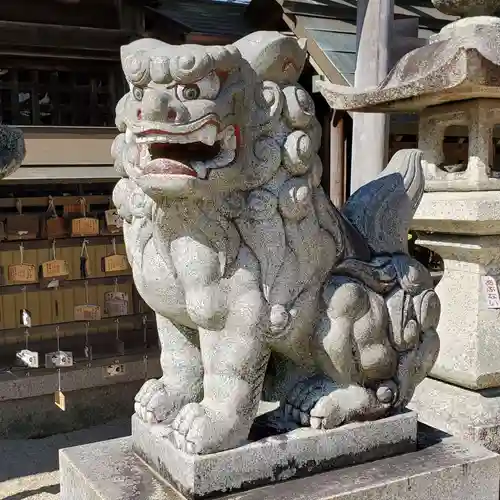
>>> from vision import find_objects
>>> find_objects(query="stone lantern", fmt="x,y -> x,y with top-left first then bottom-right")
319,0 -> 500,451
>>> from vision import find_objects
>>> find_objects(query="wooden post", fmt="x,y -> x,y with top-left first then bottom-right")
329,112 -> 345,207
350,0 -> 394,194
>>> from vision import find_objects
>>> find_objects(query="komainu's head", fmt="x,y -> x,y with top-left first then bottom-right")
112,32 -> 321,201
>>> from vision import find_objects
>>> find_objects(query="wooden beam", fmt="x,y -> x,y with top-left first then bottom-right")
0,235 -> 124,251
0,275 -> 132,296
285,15 -> 349,88
281,0 -> 448,31
0,194 -> 114,209
0,20 -> 135,52
3,166 -> 120,183
185,33 -> 239,45
0,351 -> 161,401
0,312 -> 153,344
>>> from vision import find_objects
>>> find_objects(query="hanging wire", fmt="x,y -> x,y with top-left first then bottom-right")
47,196 -> 57,217
142,314 -> 148,347
81,239 -> 89,259
56,325 -> 60,353
84,321 -> 92,367
79,197 -> 87,217
22,285 -> 27,311
143,353 -> 148,380
84,321 -> 90,352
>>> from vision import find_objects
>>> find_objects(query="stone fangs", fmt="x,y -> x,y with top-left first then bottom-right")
137,124 -> 238,179
191,126 -> 237,179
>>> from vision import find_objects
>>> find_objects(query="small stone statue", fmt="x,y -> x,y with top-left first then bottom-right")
0,124 -> 25,180
111,31 -> 440,455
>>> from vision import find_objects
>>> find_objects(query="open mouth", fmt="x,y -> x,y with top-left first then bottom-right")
137,124 -> 238,179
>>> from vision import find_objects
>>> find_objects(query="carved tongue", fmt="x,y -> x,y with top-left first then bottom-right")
145,158 -> 197,177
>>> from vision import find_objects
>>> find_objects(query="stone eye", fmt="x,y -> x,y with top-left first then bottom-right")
180,85 -> 200,101
176,73 -> 221,101
132,86 -> 144,101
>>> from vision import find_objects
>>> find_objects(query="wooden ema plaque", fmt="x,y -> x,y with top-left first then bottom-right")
8,263 -> 37,284
102,254 -> 129,273
5,214 -> 39,240
64,203 -> 82,216
45,216 -> 69,239
74,304 -> 101,322
40,259 -> 69,287
104,292 -> 129,317
71,217 -> 99,237
55,390 -> 66,411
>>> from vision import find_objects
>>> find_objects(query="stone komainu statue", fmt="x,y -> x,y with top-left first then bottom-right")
0,125 -> 25,180
111,31 -> 440,455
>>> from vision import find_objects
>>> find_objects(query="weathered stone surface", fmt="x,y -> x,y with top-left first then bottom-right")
59,429 -> 500,500
409,377 -> 500,452
408,233 -> 500,390
318,17 -> 500,113
132,411 -> 416,499
413,191 -> 500,234
111,30 -> 440,464
0,124 -> 24,180
413,191 -> 500,390
417,100 -> 500,191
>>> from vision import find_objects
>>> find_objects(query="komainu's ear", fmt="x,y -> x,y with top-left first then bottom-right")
234,31 -> 307,85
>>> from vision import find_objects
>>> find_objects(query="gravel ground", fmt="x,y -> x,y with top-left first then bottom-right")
0,418 -> 131,500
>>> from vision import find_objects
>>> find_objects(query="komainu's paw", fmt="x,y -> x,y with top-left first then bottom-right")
134,379 -> 193,424
285,378 -> 388,430
170,402 -> 246,454
309,385 -> 385,430
284,376 -> 337,427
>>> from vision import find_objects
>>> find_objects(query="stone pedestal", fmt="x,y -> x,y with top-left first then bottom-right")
59,425 -> 500,500
132,412 -> 416,499
412,190 -> 500,448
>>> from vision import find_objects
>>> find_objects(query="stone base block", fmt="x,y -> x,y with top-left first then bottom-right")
59,428 -> 500,500
409,377 -> 500,452
132,411 -> 416,499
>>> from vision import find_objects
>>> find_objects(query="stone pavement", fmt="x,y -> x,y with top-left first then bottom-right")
0,418 -> 131,500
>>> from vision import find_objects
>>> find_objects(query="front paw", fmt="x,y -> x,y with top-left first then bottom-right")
134,379 -> 193,424
170,402 -> 246,454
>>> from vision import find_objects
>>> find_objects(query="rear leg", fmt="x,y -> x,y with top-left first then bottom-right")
284,376 -> 392,429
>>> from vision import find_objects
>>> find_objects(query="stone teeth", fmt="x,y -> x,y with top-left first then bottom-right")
125,128 -> 134,144
139,144 -> 151,167
198,124 -> 218,146
191,161 -> 208,179
223,128 -> 237,150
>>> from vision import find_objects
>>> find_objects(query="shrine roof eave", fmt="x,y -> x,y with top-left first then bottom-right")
318,42 -> 500,113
